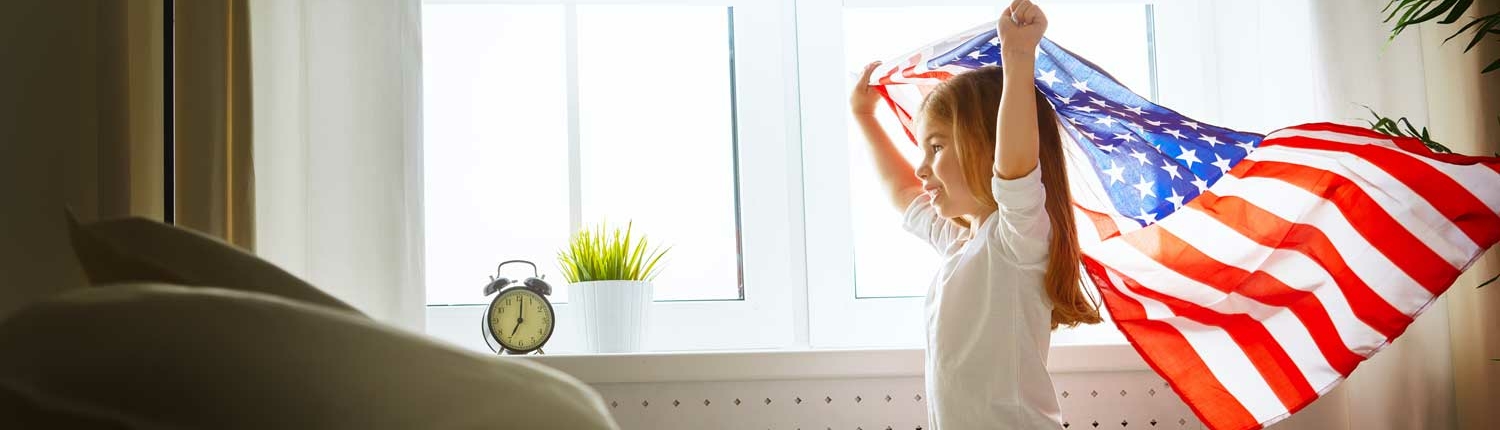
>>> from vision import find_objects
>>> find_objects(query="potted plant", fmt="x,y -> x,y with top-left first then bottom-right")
557,221 -> 669,353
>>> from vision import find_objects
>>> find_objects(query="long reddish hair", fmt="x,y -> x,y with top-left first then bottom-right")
919,66 -> 1102,329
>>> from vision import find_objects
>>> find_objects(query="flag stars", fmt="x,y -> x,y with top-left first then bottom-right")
1073,105 -> 1099,113
1176,148 -> 1202,168
967,50 -> 987,60
1164,128 -> 1186,139
1132,177 -> 1157,199
1159,160 -> 1183,180
1113,132 -> 1138,143
1145,119 -> 1165,127
1128,149 -> 1151,166
1057,95 -> 1074,105
1098,144 -> 1121,153
1191,178 -> 1209,192
1166,189 -> 1185,209
981,61 -> 998,67
1235,140 -> 1257,154
1080,130 -> 1099,141
1125,106 -> 1147,116
1072,80 -> 1093,93
1101,162 -> 1126,185
1198,134 -> 1222,146
1038,69 -> 1062,87
1132,207 -> 1160,224
1211,153 -> 1233,173
1095,116 -> 1118,127
1089,97 -> 1110,108
1181,120 -> 1201,130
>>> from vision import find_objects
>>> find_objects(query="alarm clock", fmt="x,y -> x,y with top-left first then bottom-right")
481,260 -> 556,355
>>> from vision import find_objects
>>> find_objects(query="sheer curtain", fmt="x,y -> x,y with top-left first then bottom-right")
249,0 -> 425,331
1171,0 -> 1500,427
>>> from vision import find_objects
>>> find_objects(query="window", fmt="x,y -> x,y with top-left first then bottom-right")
425,0 -> 1204,353
423,0 -> 798,352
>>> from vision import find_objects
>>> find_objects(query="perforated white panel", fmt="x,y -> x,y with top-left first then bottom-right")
589,371 -> 1203,429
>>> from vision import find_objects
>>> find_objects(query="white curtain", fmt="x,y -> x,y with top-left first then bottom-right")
249,0 -> 426,331
1174,0 -> 1496,428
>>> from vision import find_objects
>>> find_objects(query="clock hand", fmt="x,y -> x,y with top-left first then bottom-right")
511,300 -> 525,336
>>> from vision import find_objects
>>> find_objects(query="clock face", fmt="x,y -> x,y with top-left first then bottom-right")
487,288 -> 554,353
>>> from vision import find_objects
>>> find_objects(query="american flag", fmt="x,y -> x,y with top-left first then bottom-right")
870,22 -> 1500,430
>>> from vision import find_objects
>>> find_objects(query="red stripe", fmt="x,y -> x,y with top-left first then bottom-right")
1082,257 -> 1263,430
1075,204 -> 1122,241
1264,135 -> 1500,249
1120,223 -> 1364,377
1274,123 -> 1500,174
1193,192 -> 1413,338
1106,232 -> 1316,411
874,84 -> 918,145
1231,159 -> 1458,295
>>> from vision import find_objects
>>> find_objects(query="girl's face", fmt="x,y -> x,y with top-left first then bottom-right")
916,123 -> 984,220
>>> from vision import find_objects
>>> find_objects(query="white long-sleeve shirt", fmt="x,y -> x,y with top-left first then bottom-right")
902,165 -> 1063,429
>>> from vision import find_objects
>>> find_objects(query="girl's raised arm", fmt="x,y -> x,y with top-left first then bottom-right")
850,61 -> 924,212
994,0 -> 1047,180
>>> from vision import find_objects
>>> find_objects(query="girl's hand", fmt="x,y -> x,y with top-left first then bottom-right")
997,0 -> 1047,56
850,61 -> 884,117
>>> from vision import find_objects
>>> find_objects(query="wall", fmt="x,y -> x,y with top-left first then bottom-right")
0,0 -> 163,318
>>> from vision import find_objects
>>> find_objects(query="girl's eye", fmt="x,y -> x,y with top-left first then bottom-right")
931,144 -> 943,152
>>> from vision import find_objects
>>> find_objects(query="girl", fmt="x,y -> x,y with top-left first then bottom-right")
849,1 -> 1101,428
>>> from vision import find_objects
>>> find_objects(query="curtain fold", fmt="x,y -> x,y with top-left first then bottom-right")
249,0 -> 426,331
1422,2 -> 1500,429
176,0 -> 255,250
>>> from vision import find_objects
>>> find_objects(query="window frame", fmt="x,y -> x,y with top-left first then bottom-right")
424,0 -> 1217,353
422,0 -> 805,353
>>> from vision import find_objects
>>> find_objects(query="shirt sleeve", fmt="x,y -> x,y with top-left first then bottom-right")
988,165 -> 1052,268
902,193 -> 962,252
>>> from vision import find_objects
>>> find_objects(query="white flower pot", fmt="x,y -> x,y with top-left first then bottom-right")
570,280 -> 653,353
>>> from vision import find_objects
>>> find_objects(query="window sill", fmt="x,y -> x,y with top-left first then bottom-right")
504,344 -> 1145,384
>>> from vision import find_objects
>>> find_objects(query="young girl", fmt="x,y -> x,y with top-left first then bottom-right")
849,1 -> 1101,428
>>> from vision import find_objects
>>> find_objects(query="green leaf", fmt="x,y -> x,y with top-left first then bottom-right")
1461,16 -> 1500,52
1363,106 -> 1454,153
1411,0 -> 1459,25
556,220 -> 670,283
1441,0 -> 1474,24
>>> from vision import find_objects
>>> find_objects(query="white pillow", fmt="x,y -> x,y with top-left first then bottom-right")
67,213 -> 363,316
0,283 -> 619,429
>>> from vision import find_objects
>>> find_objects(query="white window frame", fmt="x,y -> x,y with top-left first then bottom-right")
423,0 -> 806,353
426,0 -> 1224,353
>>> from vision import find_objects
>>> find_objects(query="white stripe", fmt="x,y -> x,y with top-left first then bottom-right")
1249,145 -> 1479,269
1272,128 -> 1500,213
1093,237 -> 1343,388
1159,207 -> 1390,356
1210,175 -> 1436,313
1073,206 -> 1104,246
1101,268 -> 1289,423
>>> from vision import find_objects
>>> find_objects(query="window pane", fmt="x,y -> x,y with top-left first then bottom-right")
844,5 -> 1153,298
576,5 -> 742,301
423,4 -> 572,305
